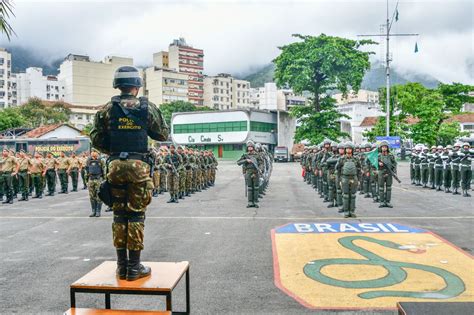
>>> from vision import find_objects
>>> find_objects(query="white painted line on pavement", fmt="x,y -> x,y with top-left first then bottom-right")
1,216 -> 473,220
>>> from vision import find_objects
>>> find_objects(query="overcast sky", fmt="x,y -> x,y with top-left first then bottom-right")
2,0 -> 473,83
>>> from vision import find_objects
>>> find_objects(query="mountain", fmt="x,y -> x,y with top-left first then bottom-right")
3,46 -> 62,76
240,62 -> 440,90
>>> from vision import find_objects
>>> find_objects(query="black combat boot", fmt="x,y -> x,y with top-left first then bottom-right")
116,248 -> 128,280
178,192 -> 183,199
185,191 -> 190,197
152,189 -> 158,197
19,194 -> 27,201
89,200 -> 97,217
126,250 -> 151,281
96,203 -> 102,217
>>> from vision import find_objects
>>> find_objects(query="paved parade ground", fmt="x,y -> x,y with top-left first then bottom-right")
0,161 -> 473,314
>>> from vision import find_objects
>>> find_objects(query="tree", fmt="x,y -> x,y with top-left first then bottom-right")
273,34 -> 375,143
364,82 -> 474,145
17,97 -> 71,128
0,107 -> 25,131
81,123 -> 93,136
437,121 -> 469,146
159,101 -> 214,126
0,0 -> 15,41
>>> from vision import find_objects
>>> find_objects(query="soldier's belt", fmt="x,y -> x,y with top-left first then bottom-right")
19,169 -> 28,173
0,171 -> 12,175
460,165 -> 471,168
109,152 -> 148,162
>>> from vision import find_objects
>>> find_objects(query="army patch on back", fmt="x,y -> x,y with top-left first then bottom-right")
271,223 -> 473,310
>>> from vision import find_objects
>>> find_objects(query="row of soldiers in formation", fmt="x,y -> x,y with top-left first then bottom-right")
300,140 -> 397,218
237,141 -> 273,208
409,142 -> 472,197
0,149 -> 90,204
151,144 -> 218,203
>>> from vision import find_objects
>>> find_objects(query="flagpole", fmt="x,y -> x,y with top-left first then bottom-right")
386,0 -> 390,137
358,0 -> 418,139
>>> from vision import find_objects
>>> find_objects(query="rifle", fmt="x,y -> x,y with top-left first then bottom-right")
381,160 -> 401,184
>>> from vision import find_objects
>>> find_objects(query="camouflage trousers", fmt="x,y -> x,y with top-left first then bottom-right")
45,169 -> 56,194
0,172 -> 13,199
152,170 -> 160,191
167,172 -> 179,194
192,169 -> 198,190
178,169 -> 186,193
185,169 -> 193,191
159,170 -> 167,191
210,168 -> 216,183
88,177 -> 102,202
70,168 -> 79,191
108,159 -> 153,251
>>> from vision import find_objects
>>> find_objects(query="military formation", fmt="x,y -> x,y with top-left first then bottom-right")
409,142 -> 472,197
300,140 -> 397,218
237,140 -> 273,208
0,149 -> 91,204
151,144 -> 218,203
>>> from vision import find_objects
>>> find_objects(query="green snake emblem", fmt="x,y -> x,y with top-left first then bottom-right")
303,236 -> 465,299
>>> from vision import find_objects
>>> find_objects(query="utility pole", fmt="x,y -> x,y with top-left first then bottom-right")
358,0 -> 418,137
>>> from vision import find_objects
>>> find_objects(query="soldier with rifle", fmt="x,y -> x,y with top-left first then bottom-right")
237,140 -> 262,208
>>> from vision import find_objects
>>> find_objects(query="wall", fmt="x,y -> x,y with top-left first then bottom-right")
277,111 -> 297,149
38,125 -> 82,139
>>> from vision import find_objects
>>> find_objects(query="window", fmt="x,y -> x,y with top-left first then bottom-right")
172,121 -> 248,134
250,121 -> 277,133
463,124 -> 474,130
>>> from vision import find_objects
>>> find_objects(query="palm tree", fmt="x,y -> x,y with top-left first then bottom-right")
0,0 -> 15,41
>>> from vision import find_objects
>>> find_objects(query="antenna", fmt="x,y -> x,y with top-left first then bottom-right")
358,0 -> 419,137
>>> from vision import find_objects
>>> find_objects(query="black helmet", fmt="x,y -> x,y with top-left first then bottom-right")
113,66 -> 143,88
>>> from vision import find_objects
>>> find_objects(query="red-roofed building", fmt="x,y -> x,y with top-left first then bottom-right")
22,123 -> 82,139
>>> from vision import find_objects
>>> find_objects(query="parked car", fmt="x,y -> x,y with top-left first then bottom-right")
274,146 -> 289,162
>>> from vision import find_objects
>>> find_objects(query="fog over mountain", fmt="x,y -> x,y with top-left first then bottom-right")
2,0 -> 472,84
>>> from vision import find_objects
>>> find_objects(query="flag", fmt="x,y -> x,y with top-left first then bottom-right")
414,42 -> 419,53
395,9 -> 399,21
364,149 -> 379,170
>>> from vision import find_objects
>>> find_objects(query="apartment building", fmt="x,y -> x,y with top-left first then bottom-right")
144,66 -> 189,105
203,73 -> 250,110
58,54 -> 136,106
250,83 -> 306,111
334,89 -> 384,143
168,38 -> 204,106
0,48 -> 13,108
15,67 -> 65,105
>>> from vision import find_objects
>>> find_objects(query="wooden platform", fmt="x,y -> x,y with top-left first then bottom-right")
397,302 -> 474,315
71,261 -> 189,292
64,308 -> 171,315
70,261 -> 190,314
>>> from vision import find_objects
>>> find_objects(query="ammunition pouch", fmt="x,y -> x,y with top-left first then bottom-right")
98,180 -> 128,207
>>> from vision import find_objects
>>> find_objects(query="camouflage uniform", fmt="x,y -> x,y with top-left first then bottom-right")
17,153 -> 32,201
57,154 -> 70,193
0,152 -> 17,204
165,148 -> 182,202
86,155 -> 105,217
30,155 -> 45,198
68,154 -> 81,192
237,141 -> 263,208
336,143 -> 361,218
44,154 -> 58,196
90,92 -> 168,253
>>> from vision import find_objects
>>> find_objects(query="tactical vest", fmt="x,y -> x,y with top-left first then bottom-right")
108,96 -> 148,154
167,153 -> 180,168
87,159 -> 102,177
342,158 -> 357,176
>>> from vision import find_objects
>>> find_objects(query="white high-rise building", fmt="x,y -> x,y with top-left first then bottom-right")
144,66 -> 189,106
58,54 -> 136,107
0,48 -> 13,108
203,73 -> 250,110
250,83 -> 306,111
333,89 -> 384,143
15,67 -> 65,105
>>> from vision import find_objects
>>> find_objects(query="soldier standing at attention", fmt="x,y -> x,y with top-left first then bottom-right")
80,152 -> 89,190
450,142 -> 462,195
177,145 -> 187,199
90,65 -> 169,281
57,152 -> 70,194
237,140 -> 262,208
420,146 -> 429,188
413,147 -> 422,186
335,143 -> 345,210
442,145 -> 453,193
433,145 -> 444,191
459,143 -> 472,197
1,148 -> 18,204
68,152 -> 81,192
17,150 -> 32,201
12,150 -> 20,198
428,146 -> 437,189
43,152 -> 58,196
326,143 -> 339,208
165,144 -> 182,203
335,142 -> 361,218
86,150 -> 105,217
29,152 -> 45,199
377,140 -> 397,208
